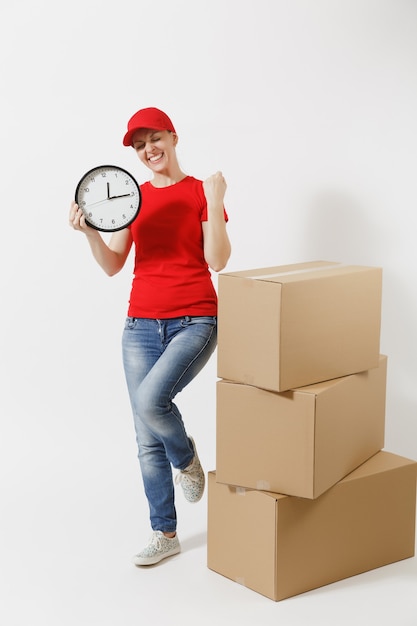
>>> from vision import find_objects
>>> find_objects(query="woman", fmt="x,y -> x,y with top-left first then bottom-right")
69,107 -> 231,566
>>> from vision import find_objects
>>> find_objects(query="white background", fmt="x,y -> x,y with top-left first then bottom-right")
1,0 -> 416,624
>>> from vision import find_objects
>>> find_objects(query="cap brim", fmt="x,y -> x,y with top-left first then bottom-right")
123,130 -> 136,147
123,125 -> 171,147
123,135 -> 131,146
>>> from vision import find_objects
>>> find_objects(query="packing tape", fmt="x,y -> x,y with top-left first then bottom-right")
236,487 -> 246,496
256,480 -> 271,490
245,262 -> 347,280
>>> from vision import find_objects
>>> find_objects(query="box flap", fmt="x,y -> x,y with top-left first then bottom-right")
221,261 -> 382,285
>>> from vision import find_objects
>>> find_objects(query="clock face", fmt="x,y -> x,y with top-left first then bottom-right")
75,165 -> 141,232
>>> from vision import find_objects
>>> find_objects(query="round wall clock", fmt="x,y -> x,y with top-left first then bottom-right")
75,165 -> 141,232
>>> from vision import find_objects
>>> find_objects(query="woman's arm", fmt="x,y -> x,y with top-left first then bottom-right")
202,172 -> 231,272
69,200 -> 133,276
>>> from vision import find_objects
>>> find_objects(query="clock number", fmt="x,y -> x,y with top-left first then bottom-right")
101,172 -> 107,178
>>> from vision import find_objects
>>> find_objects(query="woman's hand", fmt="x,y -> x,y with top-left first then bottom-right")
68,199 -> 132,275
69,200 -> 95,234
202,171 -> 231,272
203,171 -> 227,209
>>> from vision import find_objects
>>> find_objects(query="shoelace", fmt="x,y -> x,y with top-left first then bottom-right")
149,533 -> 162,550
174,463 -> 200,485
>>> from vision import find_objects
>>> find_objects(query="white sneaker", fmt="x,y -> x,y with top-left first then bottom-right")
175,437 -> 205,503
133,531 -> 181,566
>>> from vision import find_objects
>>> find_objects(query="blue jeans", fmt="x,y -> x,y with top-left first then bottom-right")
122,315 -> 217,533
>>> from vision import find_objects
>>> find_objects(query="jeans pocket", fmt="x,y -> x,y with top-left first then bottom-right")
180,315 -> 217,328
124,316 -> 136,330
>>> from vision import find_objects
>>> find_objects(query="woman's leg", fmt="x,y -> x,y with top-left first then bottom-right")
122,316 -> 217,532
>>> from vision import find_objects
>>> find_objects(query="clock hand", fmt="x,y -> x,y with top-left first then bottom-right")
107,182 -> 110,199
82,198 -> 111,208
81,193 -> 132,209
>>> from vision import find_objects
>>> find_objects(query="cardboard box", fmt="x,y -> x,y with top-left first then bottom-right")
207,451 -> 417,601
216,355 -> 387,498
217,261 -> 382,392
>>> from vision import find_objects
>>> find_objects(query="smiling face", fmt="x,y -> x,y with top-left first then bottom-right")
132,128 -> 179,176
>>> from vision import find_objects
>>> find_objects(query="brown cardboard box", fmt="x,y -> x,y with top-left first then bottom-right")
207,451 -> 417,601
217,261 -> 382,392
216,355 -> 387,498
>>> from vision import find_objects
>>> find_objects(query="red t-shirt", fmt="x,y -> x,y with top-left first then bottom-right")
127,176 -> 226,318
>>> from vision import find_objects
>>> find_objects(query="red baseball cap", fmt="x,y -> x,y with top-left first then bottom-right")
123,107 -> 176,146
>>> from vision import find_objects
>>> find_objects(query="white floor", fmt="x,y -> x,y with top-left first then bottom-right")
1,415 -> 416,626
